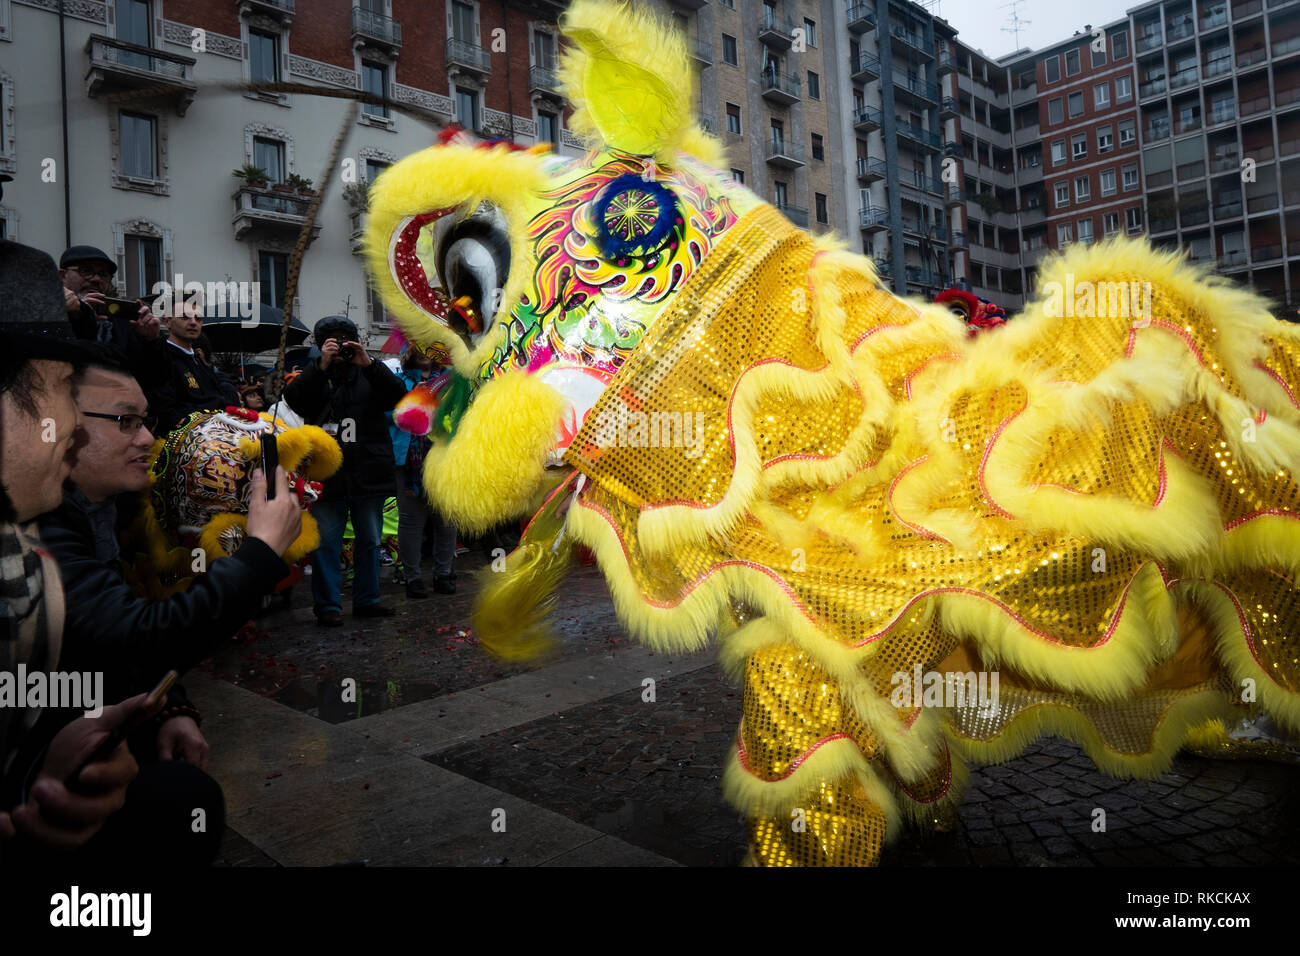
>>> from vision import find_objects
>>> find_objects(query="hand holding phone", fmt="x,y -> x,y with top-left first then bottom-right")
260,435 -> 279,500
64,671 -> 177,789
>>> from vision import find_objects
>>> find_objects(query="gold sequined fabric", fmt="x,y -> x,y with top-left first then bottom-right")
563,206 -> 1300,866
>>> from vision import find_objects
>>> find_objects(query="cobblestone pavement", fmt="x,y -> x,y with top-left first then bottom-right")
205,557 -> 1300,866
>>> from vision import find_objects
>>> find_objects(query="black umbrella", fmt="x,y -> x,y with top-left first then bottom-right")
201,302 -> 311,352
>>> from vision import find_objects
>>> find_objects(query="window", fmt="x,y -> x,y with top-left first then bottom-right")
1122,164 -> 1139,189
815,192 -> 828,224
1065,48 -> 1081,76
808,71 -> 820,99
1092,43 -> 1107,67
367,281 -> 389,329
249,30 -> 279,84
720,0 -> 733,7
1103,211 -> 1120,235
1051,140 -> 1067,165
774,181 -> 787,207
1044,56 -> 1060,84
1075,176 -> 1091,202
533,29 -> 556,70
1057,222 -> 1073,244
1078,218 -> 1094,244
452,0 -> 475,42
259,251 -> 289,309
731,168 -> 745,184
1094,83 -> 1109,109
726,102 -> 741,135
722,34 -> 738,65
1049,98 -> 1064,125
770,118 -> 785,150
1115,75 -> 1132,102
123,235 -> 161,300
117,0 -> 150,47
1112,31 -> 1128,59
253,136 -> 284,183
537,111 -> 558,145
120,112 -> 157,180
1098,126 -> 1114,153
362,61 -> 389,119
1072,133 -> 1087,159
1055,182 -> 1070,207
803,18 -> 817,47
1068,91 -> 1083,118
811,133 -> 824,161
456,87 -> 479,130
1126,206 -> 1143,233
1118,118 -> 1136,146
365,158 -> 389,182
1100,168 -> 1117,196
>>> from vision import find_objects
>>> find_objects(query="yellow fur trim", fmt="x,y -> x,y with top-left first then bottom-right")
197,513 -> 247,564
946,686 -> 1235,779
559,0 -> 695,163
282,510 -> 320,567
422,370 -> 566,535
1180,579 -> 1300,734
363,144 -> 551,379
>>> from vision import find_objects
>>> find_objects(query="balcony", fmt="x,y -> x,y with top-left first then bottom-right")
238,0 -> 294,20
899,171 -> 945,195
1139,77 -> 1168,99
891,25 -> 933,59
766,138 -> 806,168
940,97 -> 958,119
668,0 -> 708,8
1203,55 -> 1232,78
1200,8 -> 1229,29
943,140 -> 963,156
1207,102 -> 1237,126
1274,35 -> 1300,58
951,230 -> 969,248
84,35 -> 197,115
775,202 -> 809,227
1237,45 -> 1268,69
1181,204 -> 1210,226
894,73 -> 939,104
851,53 -> 881,81
1218,250 -> 1249,268
854,105 -> 882,131
1166,17 -> 1195,41
895,120 -> 941,150
351,7 -> 401,52
872,259 -> 893,278
902,218 -> 946,242
1136,32 -> 1163,53
232,185 -> 320,246
1212,198 -> 1243,218
698,113 -> 717,134
1169,66 -> 1200,90
1252,244 -> 1283,262
856,157 -> 887,183
529,64 -> 562,98
1239,92 -> 1271,116
860,205 -> 889,231
760,69 -> 801,105
1210,150 -> 1241,172
936,49 -> 954,74
691,40 -> 713,64
946,185 -> 965,206
847,3 -> 877,32
1146,122 -> 1172,141
905,266 -> 946,286
758,12 -> 797,49
1232,0 -> 1263,16
447,37 -> 491,77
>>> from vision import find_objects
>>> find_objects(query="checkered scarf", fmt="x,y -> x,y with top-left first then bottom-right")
1,520 -> 63,780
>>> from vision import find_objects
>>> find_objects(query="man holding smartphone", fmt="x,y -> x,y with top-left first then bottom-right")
59,245 -> 161,348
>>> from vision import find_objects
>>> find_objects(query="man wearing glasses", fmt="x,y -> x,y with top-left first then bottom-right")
59,245 -> 161,384
36,354 -> 305,860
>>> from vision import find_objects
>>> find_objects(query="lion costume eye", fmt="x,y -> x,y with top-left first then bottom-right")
434,203 -> 512,346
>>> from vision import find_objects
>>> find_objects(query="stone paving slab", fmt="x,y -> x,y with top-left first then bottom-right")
190,672 -> 675,867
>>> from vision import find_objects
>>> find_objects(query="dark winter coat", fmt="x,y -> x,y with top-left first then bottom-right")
283,358 -> 408,499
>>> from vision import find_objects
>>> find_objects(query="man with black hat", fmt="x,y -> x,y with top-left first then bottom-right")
59,244 -> 161,348
284,316 -> 408,626
0,239 -> 156,858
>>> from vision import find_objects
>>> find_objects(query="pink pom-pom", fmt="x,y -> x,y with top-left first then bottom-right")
395,407 -> 433,436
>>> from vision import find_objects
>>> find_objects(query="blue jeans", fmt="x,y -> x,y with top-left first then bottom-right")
311,494 -> 385,614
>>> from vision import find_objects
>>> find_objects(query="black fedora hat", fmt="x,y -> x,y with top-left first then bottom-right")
0,240 -> 102,372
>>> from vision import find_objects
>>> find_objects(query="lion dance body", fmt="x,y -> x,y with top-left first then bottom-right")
363,0 -> 1300,865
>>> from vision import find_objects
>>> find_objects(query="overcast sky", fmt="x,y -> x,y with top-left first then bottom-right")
936,0 -> 1138,59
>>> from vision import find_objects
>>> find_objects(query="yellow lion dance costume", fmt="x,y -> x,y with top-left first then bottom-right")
364,0 -> 1300,864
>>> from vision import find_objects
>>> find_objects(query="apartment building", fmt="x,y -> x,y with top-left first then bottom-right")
0,0 -> 574,343
1131,0 -> 1300,310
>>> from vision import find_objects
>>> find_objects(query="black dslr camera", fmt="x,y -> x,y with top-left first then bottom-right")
338,343 -> 358,362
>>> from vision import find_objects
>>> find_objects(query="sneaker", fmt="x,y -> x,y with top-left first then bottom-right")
316,609 -> 344,627
353,603 -> 396,618
432,575 -> 456,595
406,578 -> 429,599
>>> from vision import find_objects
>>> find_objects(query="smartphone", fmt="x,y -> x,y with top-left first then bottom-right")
260,434 -> 279,500
65,670 -> 178,789
92,296 -> 142,319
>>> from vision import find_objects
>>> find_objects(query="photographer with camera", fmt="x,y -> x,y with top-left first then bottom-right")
284,316 -> 407,626
59,245 -> 161,349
